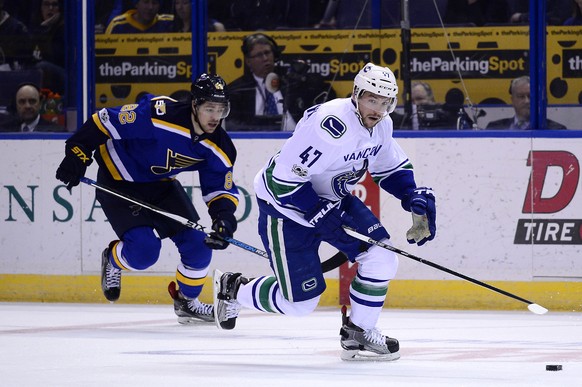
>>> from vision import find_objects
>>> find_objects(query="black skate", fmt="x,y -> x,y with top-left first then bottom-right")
101,244 -> 121,302
213,269 -> 248,330
339,305 -> 400,361
167,281 -> 214,324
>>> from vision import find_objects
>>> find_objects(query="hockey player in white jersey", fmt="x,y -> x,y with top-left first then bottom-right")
214,63 -> 437,361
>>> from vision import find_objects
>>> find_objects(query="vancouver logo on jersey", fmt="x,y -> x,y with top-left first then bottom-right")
332,159 -> 369,197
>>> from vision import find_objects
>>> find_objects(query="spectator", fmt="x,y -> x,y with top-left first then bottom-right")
171,0 -> 224,33
509,0 -> 571,25
411,81 -> 436,105
227,33 -> 335,131
444,0 -> 510,26
564,0 -> 582,25
0,0 -> 33,70
0,83 -> 64,132
171,0 -> 190,32
95,0 -> 134,34
486,76 -> 567,130
392,81 -> 465,130
29,0 -> 65,95
105,0 -> 173,34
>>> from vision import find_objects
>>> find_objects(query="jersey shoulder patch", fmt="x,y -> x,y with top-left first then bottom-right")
319,115 -> 347,139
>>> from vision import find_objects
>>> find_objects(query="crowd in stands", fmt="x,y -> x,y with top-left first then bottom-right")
92,0 -> 576,34
0,0 -> 66,132
1,1 -> 576,132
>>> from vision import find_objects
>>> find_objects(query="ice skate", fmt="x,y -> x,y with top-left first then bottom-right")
167,281 -> 214,324
339,305 -> 400,361
213,269 -> 248,330
101,246 -> 121,302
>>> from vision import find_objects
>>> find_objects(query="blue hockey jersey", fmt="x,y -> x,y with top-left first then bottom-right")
79,94 -> 238,209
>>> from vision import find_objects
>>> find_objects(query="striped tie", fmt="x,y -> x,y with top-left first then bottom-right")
265,90 -> 278,115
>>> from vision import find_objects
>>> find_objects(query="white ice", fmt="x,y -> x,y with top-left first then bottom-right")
1,303 -> 581,386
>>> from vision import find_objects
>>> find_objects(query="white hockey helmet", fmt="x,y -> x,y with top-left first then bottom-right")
353,63 -> 398,114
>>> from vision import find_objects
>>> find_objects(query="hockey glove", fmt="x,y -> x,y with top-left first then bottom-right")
204,214 -> 236,250
402,187 -> 436,246
304,200 -> 356,244
55,143 -> 93,190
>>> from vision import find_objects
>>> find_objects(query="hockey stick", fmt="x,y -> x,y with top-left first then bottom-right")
79,177 -> 345,273
342,227 -> 548,315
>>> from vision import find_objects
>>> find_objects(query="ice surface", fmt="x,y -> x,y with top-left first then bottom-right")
1,303 -> 580,386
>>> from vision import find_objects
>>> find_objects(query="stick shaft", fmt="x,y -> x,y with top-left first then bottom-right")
79,177 -> 346,272
80,177 -> 268,258
343,227 -> 538,306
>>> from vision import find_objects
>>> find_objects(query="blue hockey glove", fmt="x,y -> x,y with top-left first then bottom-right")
204,214 -> 236,250
304,200 -> 356,244
402,187 -> 436,246
55,143 -> 93,190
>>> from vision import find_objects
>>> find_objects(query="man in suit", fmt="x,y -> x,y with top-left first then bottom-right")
486,76 -> 567,130
0,83 -> 65,132
226,33 -> 335,131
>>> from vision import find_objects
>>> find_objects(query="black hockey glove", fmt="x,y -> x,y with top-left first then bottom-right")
402,187 -> 436,246
204,214 -> 236,250
55,143 -> 93,190
305,200 -> 357,244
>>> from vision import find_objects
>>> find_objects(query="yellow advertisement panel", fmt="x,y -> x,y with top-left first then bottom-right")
406,27 -> 529,105
95,34 -> 194,107
94,27 -> 578,109
547,27 -> 582,105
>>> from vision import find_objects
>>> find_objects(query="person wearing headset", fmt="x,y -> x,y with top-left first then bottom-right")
226,32 -> 335,132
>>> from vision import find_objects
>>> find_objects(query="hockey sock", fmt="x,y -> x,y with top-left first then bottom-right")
348,273 -> 389,330
237,276 -> 320,316
176,263 -> 209,299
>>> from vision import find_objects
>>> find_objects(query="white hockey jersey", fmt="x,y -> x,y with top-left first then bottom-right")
254,97 -> 412,227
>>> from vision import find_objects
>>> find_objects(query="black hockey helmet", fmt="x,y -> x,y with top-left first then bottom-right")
191,73 -> 230,106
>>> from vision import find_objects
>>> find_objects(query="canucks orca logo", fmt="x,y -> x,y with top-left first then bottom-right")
332,159 -> 369,197
151,149 -> 203,175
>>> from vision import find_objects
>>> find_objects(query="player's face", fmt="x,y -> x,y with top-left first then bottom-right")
194,101 -> 230,133
357,91 -> 392,128
511,82 -> 530,121
245,43 -> 275,79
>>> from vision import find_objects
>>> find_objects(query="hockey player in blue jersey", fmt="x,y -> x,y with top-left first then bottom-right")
213,63 -> 437,360
56,74 -> 239,324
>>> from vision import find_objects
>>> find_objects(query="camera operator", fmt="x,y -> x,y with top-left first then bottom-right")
392,81 -> 471,130
226,33 -> 335,131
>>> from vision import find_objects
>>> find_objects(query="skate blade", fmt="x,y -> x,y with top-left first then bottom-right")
177,316 -> 214,325
213,269 -> 224,329
340,349 -> 401,362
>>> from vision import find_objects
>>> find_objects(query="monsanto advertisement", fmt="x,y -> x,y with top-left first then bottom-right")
1,137 -> 581,282
95,27 -> 580,110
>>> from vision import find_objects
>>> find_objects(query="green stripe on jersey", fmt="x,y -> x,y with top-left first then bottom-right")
265,159 -> 302,198
269,217 -> 290,300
